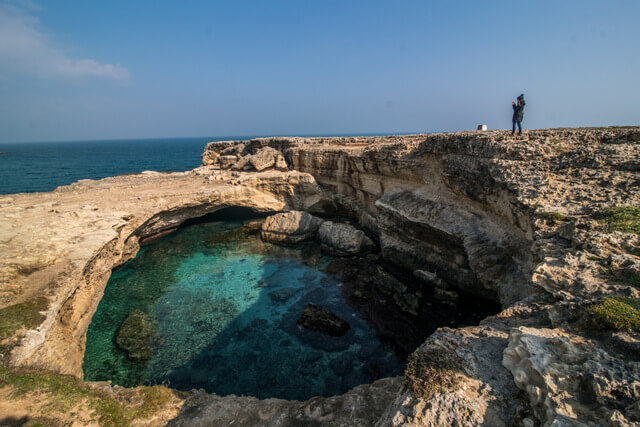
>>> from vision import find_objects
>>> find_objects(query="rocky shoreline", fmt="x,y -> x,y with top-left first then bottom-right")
0,126 -> 639,425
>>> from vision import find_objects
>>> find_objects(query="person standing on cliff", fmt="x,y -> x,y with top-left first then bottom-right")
512,94 -> 525,135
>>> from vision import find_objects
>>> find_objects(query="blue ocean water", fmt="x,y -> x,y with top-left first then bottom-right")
0,137 -> 236,195
0,133 -> 393,195
83,218 -> 401,400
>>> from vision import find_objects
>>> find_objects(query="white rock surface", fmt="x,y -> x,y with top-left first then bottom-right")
503,326 -> 640,426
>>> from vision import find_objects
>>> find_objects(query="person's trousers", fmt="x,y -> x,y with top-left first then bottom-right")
512,121 -> 522,134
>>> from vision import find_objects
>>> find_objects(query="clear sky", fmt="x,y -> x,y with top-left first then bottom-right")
0,0 -> 638,143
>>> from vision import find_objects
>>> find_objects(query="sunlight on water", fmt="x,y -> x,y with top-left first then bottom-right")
83,218 -> 401,400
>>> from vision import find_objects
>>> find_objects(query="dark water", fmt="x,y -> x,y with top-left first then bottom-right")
83,218 -> 401,400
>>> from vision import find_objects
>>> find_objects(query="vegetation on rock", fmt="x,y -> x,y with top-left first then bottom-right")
598,206 -> 640,234
539,211 -> 569,225
403,350 -> 461,400
0,297 -> 49,358
607,268 -> 640,288
591,297 -> 640,333
0,366 -> 127,425
0,297 -> 48,341
0,366 -> 179,426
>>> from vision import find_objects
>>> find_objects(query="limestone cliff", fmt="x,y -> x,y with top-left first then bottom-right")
0,126 -> 639,425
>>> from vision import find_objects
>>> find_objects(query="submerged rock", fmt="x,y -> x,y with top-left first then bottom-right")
261,211 -> 323,245
330,352 -> 355,376
317,221 -> 374,256
115,310 -> 156,362
268,287 -> 300,302
297,303 -> 350,336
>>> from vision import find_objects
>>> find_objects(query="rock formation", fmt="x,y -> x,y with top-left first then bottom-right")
503,326 -> 640,426
317,221 -> 375,256
1,126 -> 639,425
297,303 -> 351,336
260,210 -> 323,244
115,310 -> 156,362
202,143 -> 288,172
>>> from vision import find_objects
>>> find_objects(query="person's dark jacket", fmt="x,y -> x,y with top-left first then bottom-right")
512,99 -> 525,122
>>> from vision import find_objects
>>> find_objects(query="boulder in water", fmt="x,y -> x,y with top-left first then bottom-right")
317,221 -> 374,256
115,310 -> 156,362
297,303 -> 350,336
261,211 -> 323,245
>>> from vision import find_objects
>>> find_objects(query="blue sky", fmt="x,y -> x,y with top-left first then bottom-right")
0,0 -> 638,142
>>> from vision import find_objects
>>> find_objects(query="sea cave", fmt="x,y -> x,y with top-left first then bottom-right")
83,207 -> 499,400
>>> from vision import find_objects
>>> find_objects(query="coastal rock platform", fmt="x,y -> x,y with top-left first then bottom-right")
1,126 -> 640,425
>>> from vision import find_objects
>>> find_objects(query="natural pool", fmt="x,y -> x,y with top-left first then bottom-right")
83,212 -> 402,400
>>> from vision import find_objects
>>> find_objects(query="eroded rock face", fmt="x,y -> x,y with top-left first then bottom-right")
247,147 -> 288,171
503,326 -> 640,426
203,143 -> 288,172
0,169 -> 328,376
169,376 -> 402,427
261,210 -> 324,244
2,127 -> 640,425
115,310 -> 156,362
318,221 -> 374,256
297,303 -> 351,336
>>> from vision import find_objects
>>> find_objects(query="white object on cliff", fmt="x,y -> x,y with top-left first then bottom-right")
477,124 -> 488,131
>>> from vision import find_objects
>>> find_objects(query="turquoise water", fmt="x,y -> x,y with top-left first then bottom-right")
83,218 -> 401,400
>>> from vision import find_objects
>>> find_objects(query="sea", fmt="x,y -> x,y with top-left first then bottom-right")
0,137 -> 238,195
0,133 -> 403,195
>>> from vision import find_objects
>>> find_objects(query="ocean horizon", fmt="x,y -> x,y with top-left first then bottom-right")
0,133 -> 408,195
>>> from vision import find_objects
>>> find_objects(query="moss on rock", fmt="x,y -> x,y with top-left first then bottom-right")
0,366 -> 127,425
403,349 -> 461,400
0,366 -> 181,426
540,211 -> 569,225
598,206 -> 640,235
591,297 -> 640,333
0,297 -> 48,341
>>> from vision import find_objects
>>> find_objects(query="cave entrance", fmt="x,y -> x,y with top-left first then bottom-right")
82,208 -> 499,400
